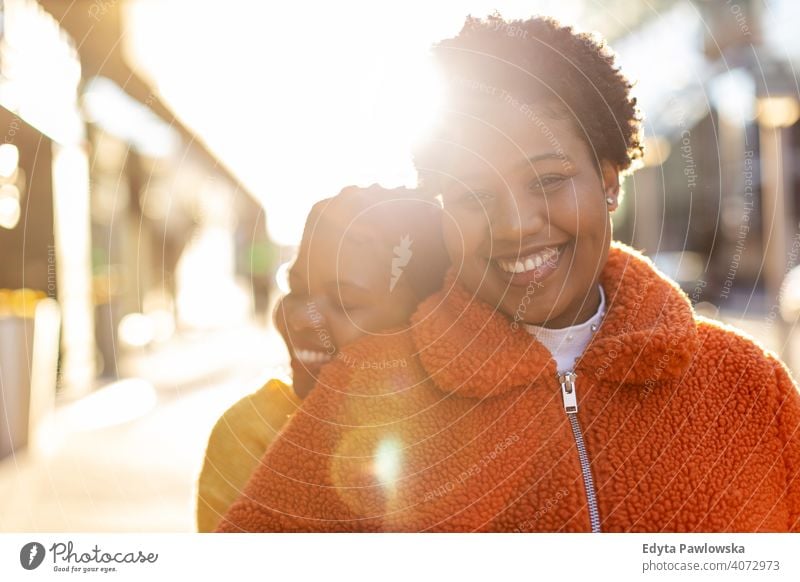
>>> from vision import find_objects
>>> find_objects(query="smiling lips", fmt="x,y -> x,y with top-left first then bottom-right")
494,246 -> 561,274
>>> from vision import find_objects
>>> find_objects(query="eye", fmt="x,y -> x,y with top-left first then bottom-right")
329,294 -> 366,313
530,174 -> 568,192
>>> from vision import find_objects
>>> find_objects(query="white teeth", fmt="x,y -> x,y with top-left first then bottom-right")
294,349 -> 333,364
495,246 -> 560,274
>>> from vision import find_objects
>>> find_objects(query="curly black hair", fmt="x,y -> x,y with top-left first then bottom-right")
414,14 -> 644,190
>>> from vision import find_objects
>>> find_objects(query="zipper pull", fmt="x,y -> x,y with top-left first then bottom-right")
558,372 -> 578,413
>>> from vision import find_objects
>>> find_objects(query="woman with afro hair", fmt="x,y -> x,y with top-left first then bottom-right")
217,15 -> 800,532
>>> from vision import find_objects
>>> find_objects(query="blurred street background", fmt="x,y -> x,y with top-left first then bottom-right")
2,0 -> 800,531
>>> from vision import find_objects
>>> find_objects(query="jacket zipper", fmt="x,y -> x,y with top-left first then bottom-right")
558,371 -> 601,532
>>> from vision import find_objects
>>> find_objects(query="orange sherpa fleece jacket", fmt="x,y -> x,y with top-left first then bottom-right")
217,243 -> 800,532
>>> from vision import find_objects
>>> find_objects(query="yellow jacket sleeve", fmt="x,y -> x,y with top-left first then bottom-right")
196,378 -> 301,532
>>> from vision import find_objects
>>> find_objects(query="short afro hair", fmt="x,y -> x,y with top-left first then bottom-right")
414,14 -> 644,190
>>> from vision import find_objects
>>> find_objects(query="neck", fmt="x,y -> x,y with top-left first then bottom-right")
533,283 -> 603,329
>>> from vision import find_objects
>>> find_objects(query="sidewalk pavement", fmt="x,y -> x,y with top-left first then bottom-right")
0,322 -> 288,532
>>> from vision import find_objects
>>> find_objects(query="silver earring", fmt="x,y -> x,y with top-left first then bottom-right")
606,197 -> 615,206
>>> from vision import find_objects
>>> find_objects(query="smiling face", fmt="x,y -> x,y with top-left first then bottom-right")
439,103 -> 620,329
274,214 -> 418,399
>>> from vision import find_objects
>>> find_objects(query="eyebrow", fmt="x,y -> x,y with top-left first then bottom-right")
452,152 -> 575,182
524,152 -> 574,165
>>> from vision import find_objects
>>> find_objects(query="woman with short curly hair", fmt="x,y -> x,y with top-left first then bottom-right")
217,15 -> 800,533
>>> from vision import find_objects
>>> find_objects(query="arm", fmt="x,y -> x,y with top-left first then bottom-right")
772,360 -> 800,531
214,360 -> 385,532
197,379 -> 300,532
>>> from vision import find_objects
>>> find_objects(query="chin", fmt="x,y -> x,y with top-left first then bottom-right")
500,288 -> 571,328
293,378 -> 315,399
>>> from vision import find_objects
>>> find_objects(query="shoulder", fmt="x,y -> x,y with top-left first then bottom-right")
695,315 -> 776,361
197,378 -> 299,532
205,378 -> 300,455
314,328 -> 424,397
216,379 -> 299,431
693,315 -> 793,389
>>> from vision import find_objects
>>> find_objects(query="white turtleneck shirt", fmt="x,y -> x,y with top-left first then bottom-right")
522,285 -> 606,374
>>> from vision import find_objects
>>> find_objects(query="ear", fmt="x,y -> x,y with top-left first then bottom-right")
600,160 -> 621,211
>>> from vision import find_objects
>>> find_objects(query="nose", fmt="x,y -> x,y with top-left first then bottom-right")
274,296 -> 322,334
490,189 -> 548,243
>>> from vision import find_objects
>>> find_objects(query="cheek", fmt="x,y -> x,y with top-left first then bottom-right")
326,316 -> 363,348
565,181 -> 608,238
570,195 -> 612,270
367,292 -> 418,331
576,198 -> 610,243
442,216 -> 464,263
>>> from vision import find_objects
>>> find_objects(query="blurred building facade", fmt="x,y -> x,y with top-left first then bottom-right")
611,0 -> 800,334
0,0 -> 276,459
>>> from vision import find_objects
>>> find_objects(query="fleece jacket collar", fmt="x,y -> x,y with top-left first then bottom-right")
410,242 -> 699,398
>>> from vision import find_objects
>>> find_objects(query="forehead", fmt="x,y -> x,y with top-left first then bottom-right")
439,101 -> 586,174
295,222 -> 391,288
